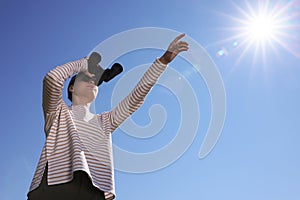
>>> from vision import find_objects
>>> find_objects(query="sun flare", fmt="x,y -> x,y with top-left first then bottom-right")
220,1 -> 300,65
247,15 -> 276,41
238,2 -> 284,49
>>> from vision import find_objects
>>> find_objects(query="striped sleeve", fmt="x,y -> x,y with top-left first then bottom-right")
42,58 -> 88,134
42,58 -> 87,114
109,58 -> 167,132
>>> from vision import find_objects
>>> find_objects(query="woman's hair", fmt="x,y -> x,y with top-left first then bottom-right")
67,74 -> 78,102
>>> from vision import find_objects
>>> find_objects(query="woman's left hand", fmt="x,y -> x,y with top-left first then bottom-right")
159,33 -> 189,65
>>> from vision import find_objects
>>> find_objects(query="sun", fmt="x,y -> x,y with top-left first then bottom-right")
220,0 -> 300,65
237,1 -> 284,51
247,14 -> 276,41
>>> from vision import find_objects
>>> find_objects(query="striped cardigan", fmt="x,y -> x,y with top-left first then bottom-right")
28,57 -> 167,199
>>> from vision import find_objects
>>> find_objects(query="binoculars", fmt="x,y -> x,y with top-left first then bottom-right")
88,52 -> 123,86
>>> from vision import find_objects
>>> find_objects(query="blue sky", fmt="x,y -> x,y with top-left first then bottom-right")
1,0 -> 300,200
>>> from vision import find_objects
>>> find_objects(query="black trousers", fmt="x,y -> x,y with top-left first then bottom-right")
27,165 -> 105,200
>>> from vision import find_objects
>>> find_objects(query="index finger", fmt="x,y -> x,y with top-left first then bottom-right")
173,33 -> 186,43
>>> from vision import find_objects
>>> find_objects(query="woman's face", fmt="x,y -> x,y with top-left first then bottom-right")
71,72 -> 99,104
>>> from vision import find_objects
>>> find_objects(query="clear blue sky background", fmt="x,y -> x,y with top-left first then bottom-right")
1,0 -> 300,200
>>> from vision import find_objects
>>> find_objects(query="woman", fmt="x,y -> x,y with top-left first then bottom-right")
27,33 -> 189,200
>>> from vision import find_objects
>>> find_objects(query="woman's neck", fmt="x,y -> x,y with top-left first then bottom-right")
71,96 -> 92,108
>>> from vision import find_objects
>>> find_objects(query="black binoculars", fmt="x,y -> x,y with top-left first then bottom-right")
88,52 -> 123,86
